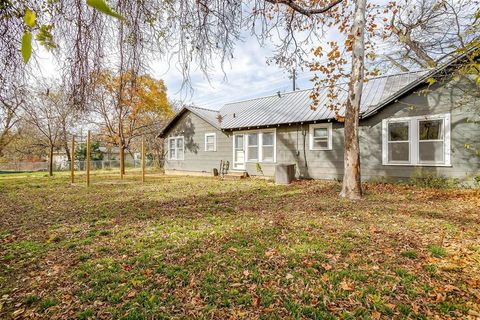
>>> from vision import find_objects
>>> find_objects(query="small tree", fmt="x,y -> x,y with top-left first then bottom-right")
0,86 -> 24,158
91,70 -> 173,174
75,140 -> 103,170
22,86 -> 73,176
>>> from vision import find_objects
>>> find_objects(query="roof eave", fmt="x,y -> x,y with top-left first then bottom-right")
361,45 -> 478,119
158,106 -> 221,138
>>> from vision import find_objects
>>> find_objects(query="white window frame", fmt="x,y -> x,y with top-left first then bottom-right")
385,119 -> 411,165
309,123 -> 333,151
382,113 -> 451,166
247,133 -> 259,161
261,131 -> 275,162
232,128 -> 277,165
168,136 -> 185,160
204,133 -> 217,152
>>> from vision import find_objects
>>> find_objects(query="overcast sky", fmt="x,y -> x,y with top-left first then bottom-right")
35,31 -> 317,111
150,35 -> 317,110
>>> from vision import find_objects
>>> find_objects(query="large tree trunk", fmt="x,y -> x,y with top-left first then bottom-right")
48,145 -> 54,177
340,0 -> 366,200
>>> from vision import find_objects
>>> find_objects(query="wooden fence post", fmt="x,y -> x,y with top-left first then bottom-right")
71,135 -> 75,184
142,136 -> 145,183
120,136 -> 124,180
86,130 -> 90,187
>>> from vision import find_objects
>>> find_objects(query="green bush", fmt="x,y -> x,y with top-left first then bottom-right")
408,170 -> 459,189
474,174 -> 480,188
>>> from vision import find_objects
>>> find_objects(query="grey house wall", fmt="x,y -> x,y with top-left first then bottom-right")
163,112 -> 232,174
164,79 -> 479,182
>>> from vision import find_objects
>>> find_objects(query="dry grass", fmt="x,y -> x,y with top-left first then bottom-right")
0,172 -> 479,319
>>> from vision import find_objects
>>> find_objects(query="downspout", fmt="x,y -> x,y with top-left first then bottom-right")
295,124 -> 301,177
302,125 -> 308,173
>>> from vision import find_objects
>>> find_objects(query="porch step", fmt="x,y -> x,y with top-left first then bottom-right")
223,171 -> 249,179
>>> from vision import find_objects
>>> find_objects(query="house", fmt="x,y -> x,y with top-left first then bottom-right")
98,146 -> 139,162
159,51 -> 479,183
52,150 -> 70,168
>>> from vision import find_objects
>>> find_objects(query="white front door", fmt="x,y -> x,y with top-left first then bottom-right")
233,134 -> 245,170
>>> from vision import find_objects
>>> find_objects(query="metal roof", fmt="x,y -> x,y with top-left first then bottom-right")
159,105 -> 221,137
159,45 -> 478,137
217,70 -> 428,129
187,106 -> 221,129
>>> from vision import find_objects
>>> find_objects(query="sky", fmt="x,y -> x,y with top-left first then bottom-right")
150,35 -> 317,111
36,31 -> 317,112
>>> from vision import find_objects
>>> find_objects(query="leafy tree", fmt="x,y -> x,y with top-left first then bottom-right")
75,141 -> 104,161
91,70 -> 173,174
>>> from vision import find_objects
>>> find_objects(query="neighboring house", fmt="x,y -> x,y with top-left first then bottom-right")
52,150 -> 69,168
98,146 -> 139,162
159,51 -> 479,183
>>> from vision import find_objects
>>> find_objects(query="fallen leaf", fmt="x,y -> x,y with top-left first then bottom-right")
339,278 -> 354,291
12,308 -> 24,317
321,263 -> 332,271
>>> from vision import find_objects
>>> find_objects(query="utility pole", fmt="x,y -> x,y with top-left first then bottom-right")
292,68 -> 296,91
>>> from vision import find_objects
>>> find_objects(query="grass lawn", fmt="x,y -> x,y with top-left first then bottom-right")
0,172 -> 479,319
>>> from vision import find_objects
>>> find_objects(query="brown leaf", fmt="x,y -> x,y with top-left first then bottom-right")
265,249 -> 276,258
12,308 -> 24,317
321,263 -> 332,271
252,296 -> 261,308
339,278 -> 354,291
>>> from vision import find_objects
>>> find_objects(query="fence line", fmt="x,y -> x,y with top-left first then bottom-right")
0,159 -> 160,173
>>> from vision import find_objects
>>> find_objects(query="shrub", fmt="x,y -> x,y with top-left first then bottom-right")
409,170 -> 459,189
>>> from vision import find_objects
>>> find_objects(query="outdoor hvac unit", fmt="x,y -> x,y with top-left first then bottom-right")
275,164 -> 296,185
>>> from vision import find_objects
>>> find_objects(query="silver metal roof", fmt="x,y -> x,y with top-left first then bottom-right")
217,70 -> 428,129
187,106 -> 222,129
159,46 -> 478,137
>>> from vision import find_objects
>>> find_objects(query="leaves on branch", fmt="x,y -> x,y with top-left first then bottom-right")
86,0 -> 125,21
21,32 -> 32,64
24,9 -> 36,28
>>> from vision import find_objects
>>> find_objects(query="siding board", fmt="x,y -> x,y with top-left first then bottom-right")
163,78 -> 479,183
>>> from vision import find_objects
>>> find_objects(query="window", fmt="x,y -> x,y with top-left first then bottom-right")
205,133 -> 216,152
238,130 -> 276,163
309,123 -> 332,150
387,121 -> 410,163
262,132 -> 274,162
419,119 -> 444,163
168,136 -> 184,160
247,133 -> 259,161
382,114 -> 450,166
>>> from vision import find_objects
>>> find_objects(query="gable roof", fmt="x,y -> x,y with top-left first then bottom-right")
159,105 -> 220,137
218,70 -> 427,129
159,46 -> 476,136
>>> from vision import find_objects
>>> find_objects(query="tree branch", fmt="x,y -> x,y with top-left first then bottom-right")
264,0 -> 344,17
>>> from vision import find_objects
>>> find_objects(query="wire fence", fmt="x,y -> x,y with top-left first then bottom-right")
0,159 -> 161,173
